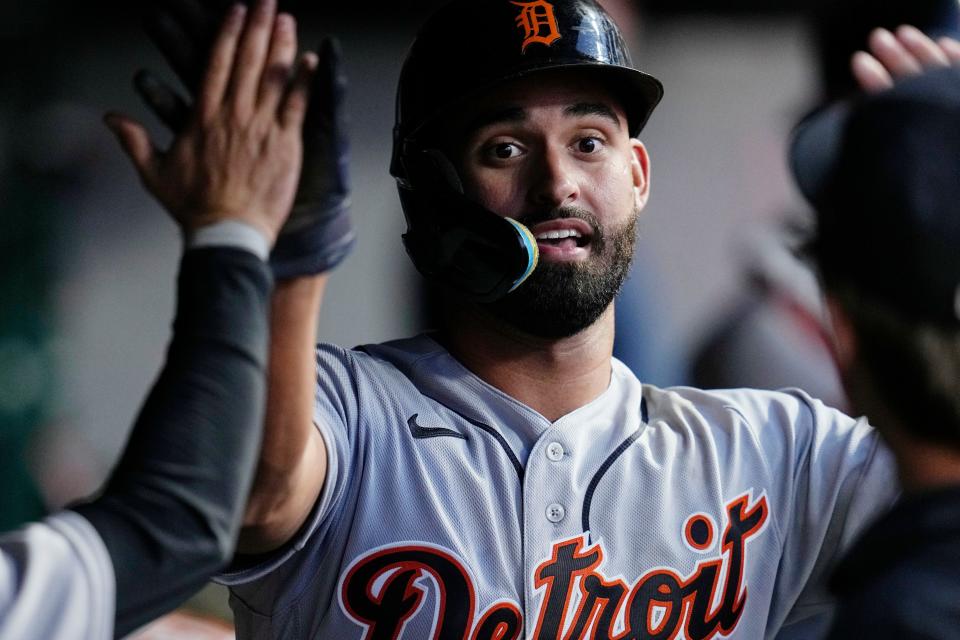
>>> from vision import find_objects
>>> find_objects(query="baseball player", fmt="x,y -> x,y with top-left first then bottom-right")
790,64 -> 960,637
0,5 -> 319,638
135,2 -> 960,638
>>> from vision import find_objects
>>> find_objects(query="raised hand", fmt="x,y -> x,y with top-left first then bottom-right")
139,0 -> 355,278
106,0 -> 315,244
852,25 -> 960,93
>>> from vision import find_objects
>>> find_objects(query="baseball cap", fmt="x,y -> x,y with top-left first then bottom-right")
790,66 -> 960,326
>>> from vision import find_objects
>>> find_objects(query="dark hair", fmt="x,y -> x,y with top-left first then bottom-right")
828,280 -> 960,448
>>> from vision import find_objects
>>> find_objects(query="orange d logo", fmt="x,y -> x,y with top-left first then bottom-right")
511,0 -> 562,52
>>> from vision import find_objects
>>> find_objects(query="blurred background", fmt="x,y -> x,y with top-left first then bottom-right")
1,0 -> 955,634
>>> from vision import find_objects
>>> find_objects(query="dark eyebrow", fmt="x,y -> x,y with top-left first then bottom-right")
565,102 -> 622,128
457,101 -> 621,141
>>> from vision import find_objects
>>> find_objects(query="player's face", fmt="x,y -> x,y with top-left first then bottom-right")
451,72 -> 651,337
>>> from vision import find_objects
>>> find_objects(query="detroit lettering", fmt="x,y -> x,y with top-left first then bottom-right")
338,492 -> 769,639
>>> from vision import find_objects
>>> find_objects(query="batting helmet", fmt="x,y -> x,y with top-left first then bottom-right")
391,0 -> 663,302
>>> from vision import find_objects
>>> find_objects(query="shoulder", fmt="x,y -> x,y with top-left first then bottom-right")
313,334 -> 457,418
642,384 -> 856,440
641,384 -> 891,487
312,337 -> 412,390
316,333 -> 443,373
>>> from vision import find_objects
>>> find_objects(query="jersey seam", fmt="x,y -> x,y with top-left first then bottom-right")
820,414 -> 884,569
581,422 -> 646,535
445,406 -> 525,480
722,403 -> 787,549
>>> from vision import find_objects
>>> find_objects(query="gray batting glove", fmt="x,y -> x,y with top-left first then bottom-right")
269,36 -> 354,278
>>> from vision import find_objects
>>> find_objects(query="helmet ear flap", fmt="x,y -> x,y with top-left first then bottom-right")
421,149 -> 464,194
398,147 -> 538,303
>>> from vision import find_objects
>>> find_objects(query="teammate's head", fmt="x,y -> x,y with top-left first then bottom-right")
391,0 -> 662,334
791,66 -> 960,448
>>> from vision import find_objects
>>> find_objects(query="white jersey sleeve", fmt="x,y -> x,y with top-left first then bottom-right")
216,342 -> 360,635
662,387 -> 897,634
0,510 -> 115,640
771,393 -> 896,630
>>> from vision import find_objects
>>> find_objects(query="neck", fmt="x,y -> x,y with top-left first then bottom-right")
843,358 -> 960,493
439,302 -> 616,422
886,429 -> 960,493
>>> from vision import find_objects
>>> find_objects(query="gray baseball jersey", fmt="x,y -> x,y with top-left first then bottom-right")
0,510 -> 114,640
219,333 -> 897,639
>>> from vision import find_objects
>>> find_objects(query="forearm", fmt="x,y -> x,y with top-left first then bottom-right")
237,274 -> 329,554
73,247 -> 272,637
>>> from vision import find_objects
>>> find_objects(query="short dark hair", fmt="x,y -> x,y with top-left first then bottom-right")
828,280 -> 960,449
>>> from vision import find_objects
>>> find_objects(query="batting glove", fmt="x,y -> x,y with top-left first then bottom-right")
138,0 -> 355,278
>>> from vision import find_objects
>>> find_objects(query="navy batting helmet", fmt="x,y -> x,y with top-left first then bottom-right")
391,0 -> 663,302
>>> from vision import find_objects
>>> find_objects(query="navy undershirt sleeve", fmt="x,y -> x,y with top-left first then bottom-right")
73,247 -> 273,637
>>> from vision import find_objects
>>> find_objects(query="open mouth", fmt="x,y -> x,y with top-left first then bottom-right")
534,228 -> 590,249
528,218 -> 595,257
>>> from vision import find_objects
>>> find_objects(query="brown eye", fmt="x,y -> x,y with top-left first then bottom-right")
577,137 -> 600,153
493,143 -> 519,159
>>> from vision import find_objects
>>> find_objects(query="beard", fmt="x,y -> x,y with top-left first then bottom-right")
484,205 -> 639,339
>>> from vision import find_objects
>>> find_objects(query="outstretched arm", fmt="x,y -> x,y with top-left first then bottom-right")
237,273 -> 329,554
72,2 -> 313,635
137,0 -> 354,554
74,246 -> 274,637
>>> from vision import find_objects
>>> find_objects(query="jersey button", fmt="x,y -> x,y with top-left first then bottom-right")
546,503 -> 566,523
546,442 -> 565,461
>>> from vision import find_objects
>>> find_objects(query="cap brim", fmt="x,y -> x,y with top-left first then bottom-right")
789,100 -> 852,207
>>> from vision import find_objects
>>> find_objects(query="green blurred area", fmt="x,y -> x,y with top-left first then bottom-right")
0,159 -> 62,529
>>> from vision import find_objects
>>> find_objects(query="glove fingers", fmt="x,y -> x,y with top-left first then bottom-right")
272,35 -> 355,278
309,36 -> 347,131
298,36 -> 348,196
134,69 -> 192,132
144,6 -> 205,92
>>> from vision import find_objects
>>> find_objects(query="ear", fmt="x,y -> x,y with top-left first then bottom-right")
630,139 -> 651,210
825,294 -> 858,372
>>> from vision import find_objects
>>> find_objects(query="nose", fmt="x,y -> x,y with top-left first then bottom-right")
529,147 -> 579,209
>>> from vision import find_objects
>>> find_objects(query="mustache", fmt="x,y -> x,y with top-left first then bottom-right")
515,207 -> 604,243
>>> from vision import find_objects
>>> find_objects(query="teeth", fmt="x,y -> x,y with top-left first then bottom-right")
535,229 -> 582,240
